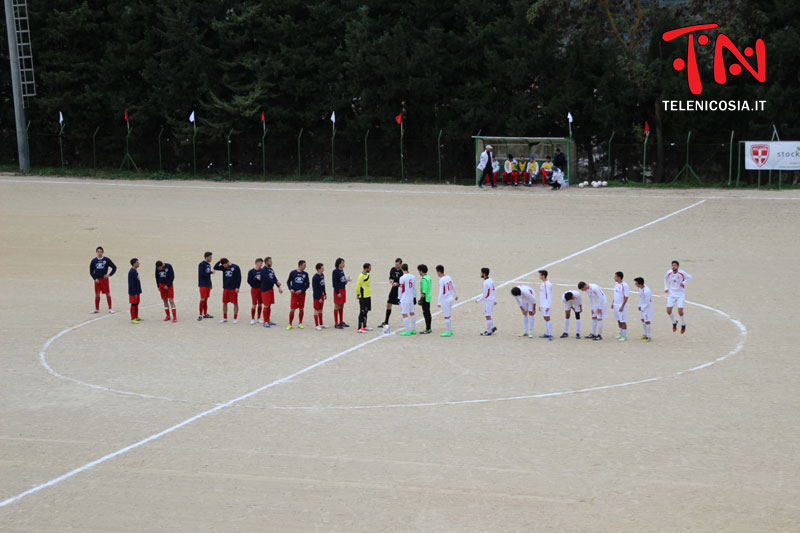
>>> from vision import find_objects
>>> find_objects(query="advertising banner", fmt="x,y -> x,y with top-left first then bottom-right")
745,142 -> 800,170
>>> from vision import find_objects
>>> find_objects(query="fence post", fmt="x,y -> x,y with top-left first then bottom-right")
607,131 -> 615,180
331,124 -> 336,181
400,122 -> 404,181
297,128 -> 303,176
25,120 -> 30,167
92,126 -> 99,176
642,131 -> 649,183
364,129 -> 369,179
158,127 -> 164,172
437,129 -> 443,182
261,125 -> 267,179
58,123 -> 65,174
727,130 -> 734,186
226,128 -> 233,179
772,124 -> 781,189
736,141 -> 742,187
192,127 -> 197,176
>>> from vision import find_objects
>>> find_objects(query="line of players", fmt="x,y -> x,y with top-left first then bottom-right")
90,247 -> 692,339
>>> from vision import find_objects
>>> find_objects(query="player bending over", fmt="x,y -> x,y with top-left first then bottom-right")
578,281 -> 607,340
510,285 -> 537,338
128,258 -> 142,324
561,290 -> 582,338
90,246 -> 117,314
476,267 -> 497,336
398,263 -> 417,336
214,257 -> 242,323
436,265 -> 458,337
286,260 -> 309,330
312,263 -> 328,330
664,260 -> 692,334
634,277 -> 653,342
247,258 -> 264,324
155,260 -> 177,322
612,271 -> 630,341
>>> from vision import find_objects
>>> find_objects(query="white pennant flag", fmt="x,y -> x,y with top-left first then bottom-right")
189,111 -> 196,123
58,111 -> 64,125
330,111 -> 336,124
567,112 -> 573,123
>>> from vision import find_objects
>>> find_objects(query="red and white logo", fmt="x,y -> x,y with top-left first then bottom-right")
750,144 -> 769,167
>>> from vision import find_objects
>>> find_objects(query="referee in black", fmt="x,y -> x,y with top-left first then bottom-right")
379,257 -> 403,328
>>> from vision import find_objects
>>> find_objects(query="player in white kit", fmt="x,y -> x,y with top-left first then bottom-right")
476,267 -> 497,336
398,263 -> 417,336
612,271 -> 630,342
436,265 -> 458,337
560,290 -> 582,339
578,281 -> 607,340
664,260 -> 692,334
634,277 -> 653,342
538,270 -> 554,340
510,285 -> 536,338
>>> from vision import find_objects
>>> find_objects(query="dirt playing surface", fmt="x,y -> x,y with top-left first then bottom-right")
1,176 -> 798,531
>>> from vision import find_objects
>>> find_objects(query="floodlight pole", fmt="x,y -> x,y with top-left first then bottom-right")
4,0 -> 30,172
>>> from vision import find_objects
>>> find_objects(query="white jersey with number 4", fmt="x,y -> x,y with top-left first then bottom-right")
398,273 -> 416,304
438,275 -> 457,304
478,277 -> 496,303
664,269 -> 692,295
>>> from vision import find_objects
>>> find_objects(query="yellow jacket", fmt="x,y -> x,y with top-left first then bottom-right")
355,272 -> 371,298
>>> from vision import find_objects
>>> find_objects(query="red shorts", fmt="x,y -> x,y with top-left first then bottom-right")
251,287 -> 262,305
199,286 -> 212,299
129,294 -> 140,304
94,278 -> 110,294
261,289 -> 275,306
290,292 -> 306,309
223,289 -> 238,304
313,298 -> 324,311
333,289 -> 346,305
158,283 -> 174,300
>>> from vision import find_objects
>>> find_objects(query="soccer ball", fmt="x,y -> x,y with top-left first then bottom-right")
382,324 -> 391,334
601,180 -> 608,187
578,182 -> 585,188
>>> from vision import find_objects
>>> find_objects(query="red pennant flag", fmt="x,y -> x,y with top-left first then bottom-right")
644,121 -> 650,135
124,109 -> 129,122
261,111 -> 265,123
395,113 -> 403,125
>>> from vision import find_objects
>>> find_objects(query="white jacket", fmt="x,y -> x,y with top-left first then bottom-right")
477,150 -> 491,170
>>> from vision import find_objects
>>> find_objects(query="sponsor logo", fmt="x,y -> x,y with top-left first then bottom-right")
750,144 -> 769,167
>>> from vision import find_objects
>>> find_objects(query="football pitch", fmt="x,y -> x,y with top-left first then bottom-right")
1,176 -> 798,531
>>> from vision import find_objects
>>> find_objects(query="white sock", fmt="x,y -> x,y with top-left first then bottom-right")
598,321 -> 604,335
669,312 -> 675,323
488,318 -> 495,330
410,314 -> 416,330
564,318 -> 570,334
576,319 -> 581,334
645,323 -> 651,337
445,318 -> 452,331
522,315 -> 529,333
403,316 -> 409,331
546,321 -> 552,336
592,320 -> 597,335
681,315 -> 686,326
621,328 -> 626,337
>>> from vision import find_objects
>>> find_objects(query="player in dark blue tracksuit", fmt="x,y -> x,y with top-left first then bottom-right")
197,251 -> 215,320
213,258 -> 242,322
128,258 -> 142,323
286,260 -> 310,329
312,263 -> 327,329
155,260 -> 177,321
247,258 -> 264,324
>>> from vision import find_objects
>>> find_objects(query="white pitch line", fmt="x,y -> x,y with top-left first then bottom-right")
2,198 -> 708,508
1,177 -> 798,200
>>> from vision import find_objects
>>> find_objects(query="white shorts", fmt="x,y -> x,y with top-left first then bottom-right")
400,300 -> 415,314
519,302 -> 535,313
482,300 -> 495,317
440,300 -> 453,317
667,294 -> 685,309
640,305 -> 653,322
613,307 -> 628,323
540,306 -> 551,318
564,301 -> 581,313
592,301 -> 607,319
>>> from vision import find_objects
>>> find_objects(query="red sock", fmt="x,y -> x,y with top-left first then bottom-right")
199,302 -> 204,316
265,307 -> 271,322
172,308 -> 177,320
135,304 -> 140,319
257,305 -> 262,319
130,306 -> 135,320
289,309 -> 295,324
223,312 -> 227,319
233,313 -> 237,319
95,295 -> 100,310
106,294 -> 112,309
298,309 -> 304,324
251,307 -> 255,319
165,308 -> 170,318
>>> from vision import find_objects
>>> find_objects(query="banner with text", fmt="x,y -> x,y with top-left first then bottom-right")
745,141 -> 800,170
